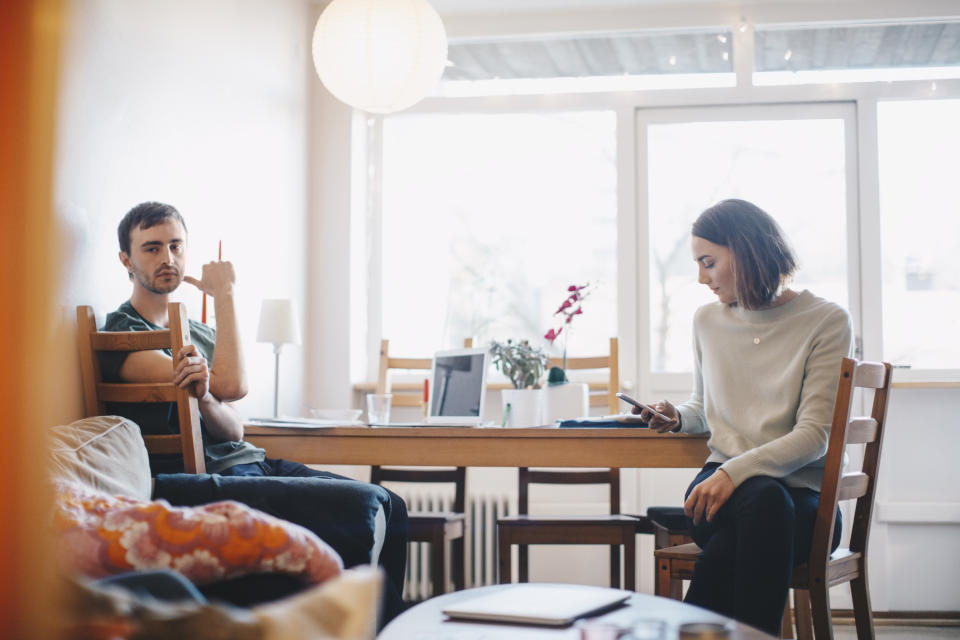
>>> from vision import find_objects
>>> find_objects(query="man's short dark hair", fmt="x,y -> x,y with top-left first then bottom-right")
118,201 -> 187,255
692,199 -> 798,310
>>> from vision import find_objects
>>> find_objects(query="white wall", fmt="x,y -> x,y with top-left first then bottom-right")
52,0 -> 312,424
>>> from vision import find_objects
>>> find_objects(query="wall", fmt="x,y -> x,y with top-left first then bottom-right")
52,0 -> 312,424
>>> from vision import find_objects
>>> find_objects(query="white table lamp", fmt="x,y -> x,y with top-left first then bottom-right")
257,298 -> 301,418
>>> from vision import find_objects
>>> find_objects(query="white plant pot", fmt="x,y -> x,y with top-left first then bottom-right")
501,388 -> 544,427
542,383 -> 589,423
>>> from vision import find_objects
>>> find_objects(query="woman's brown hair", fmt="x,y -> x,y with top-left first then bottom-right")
692,199 -> 798,310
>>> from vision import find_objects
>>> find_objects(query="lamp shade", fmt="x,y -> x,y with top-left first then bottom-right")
311,0 -> 448,114
256,299 -> 300,347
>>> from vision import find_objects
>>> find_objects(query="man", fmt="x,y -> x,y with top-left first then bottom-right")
100,201 -> 407,623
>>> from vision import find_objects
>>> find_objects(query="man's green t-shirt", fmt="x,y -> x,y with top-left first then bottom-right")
99,300 -> 266,474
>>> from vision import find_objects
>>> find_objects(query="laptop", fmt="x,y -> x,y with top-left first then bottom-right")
441,583 -> 630,626
381,347 -> 489,427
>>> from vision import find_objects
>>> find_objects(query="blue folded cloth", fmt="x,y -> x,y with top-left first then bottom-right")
557,416 -> 649,428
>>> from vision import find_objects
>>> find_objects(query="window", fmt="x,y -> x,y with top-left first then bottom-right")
641,105 -> 853,374
379,111 -> 617,359
754,20 -> 960,86
439,28 -> 735,97
878,99 -> 960,370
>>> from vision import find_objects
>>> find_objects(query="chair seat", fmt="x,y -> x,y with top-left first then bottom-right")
407,511 -> 466,524
790,547 -> 861,589
646,506 -> 690,531
498,514 -> 639,545
654,541 -> 701,562
498,513 -> 637,590
407,512 -> 465,542
499,514 -> 639,526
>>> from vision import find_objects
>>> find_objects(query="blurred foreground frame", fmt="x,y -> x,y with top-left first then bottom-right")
0,0 -> 67,638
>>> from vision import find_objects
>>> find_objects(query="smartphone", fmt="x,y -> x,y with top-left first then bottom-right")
616,392 -> 671,421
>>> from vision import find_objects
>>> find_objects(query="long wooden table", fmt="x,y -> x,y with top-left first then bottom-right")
244,425 -> 710,468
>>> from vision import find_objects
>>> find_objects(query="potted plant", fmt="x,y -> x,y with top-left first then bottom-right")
542,283 -> 594,421
489,339 -> 550,426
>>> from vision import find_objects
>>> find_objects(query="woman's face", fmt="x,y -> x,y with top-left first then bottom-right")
691,236 -> 736,304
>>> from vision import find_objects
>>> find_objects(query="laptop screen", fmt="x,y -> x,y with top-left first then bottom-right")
428,348 -> 488,424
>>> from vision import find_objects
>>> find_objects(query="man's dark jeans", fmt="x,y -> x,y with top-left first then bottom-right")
154,458 -> 408,625
683,462 -> 842,636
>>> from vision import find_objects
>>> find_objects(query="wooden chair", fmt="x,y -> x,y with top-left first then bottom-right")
76,303 -> 205,473
497,337 -> 690,590
370,338 -> 472,599
654,357 -> 892,640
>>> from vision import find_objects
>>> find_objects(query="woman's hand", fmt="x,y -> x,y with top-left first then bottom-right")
684,468 -> 735,525
632,399 -> 680,433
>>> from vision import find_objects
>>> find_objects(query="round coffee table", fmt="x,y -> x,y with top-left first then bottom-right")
379,584 -> 775,639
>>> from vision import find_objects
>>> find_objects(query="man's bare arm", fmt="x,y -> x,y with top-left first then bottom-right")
119,346 -> 244,442
197,392 -> 244,442
183,261 -> 248,401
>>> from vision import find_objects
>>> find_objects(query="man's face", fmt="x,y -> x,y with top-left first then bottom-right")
120,219 -> 187,295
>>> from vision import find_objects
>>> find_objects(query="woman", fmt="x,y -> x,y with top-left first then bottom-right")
636,199 -> 852,635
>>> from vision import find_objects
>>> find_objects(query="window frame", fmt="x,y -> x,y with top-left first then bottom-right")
357,24 -> 960,391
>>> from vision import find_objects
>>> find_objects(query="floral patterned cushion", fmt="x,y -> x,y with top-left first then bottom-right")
53,479 -> 343,585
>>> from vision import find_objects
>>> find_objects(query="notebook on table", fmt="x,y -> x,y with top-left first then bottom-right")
441,583 -> 630,626
376,347 -> 489,427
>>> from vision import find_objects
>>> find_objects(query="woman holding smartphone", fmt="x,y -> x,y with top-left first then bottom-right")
634,199 -> 852,636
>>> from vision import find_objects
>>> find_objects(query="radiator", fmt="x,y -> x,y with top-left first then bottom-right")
400,489 -> 510,601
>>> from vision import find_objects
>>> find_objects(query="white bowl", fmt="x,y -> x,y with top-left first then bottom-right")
308,408 -> 363,422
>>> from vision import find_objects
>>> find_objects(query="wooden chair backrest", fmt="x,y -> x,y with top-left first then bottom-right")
371,337 -> 475,506
76,303 -> 205,473
376,337 -> 475,407
548,337 -> 619,413
808,357 -> 892,575
370,465 -> 467,513
519,466 -> 620,516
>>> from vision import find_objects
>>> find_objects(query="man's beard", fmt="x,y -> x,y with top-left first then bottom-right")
136,269 -> 181,295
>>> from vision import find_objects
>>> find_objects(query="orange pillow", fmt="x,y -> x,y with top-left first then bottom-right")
53,479 -> 342,585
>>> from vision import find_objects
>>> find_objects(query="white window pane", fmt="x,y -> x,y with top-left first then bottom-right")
381,112 -> 617,360
647,117 -> 849,372
878,99 -> 960,369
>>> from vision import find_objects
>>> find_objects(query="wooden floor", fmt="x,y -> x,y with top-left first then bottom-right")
833,623 -> 960,639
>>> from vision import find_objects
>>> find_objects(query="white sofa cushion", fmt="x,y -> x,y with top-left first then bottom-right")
49,415 -> 152,501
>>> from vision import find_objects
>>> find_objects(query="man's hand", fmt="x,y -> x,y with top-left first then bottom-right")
631,399 -> 680,433
183,261 -> 235,298
684,468 -> 735,525
173,344 -> 210,400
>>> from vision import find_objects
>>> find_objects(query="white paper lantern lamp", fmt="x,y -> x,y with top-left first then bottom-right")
312,0 -> 448,114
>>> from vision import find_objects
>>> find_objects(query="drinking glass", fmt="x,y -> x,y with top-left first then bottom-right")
366,393 -> 392,425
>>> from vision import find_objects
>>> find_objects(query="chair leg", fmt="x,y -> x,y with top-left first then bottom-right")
429,536 -> 446,598
808,578 -> 833,640
623,537 -> 636,591
518,543 -> 529,583
850,575 -> 876,640
609,544 -> 621,589
781,596 -> 794,639
670,578 -> 684,600
655,556 -> 673,598
793,588 -> 813,640
451,537 -> 465,591
497,529 -> 512,584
